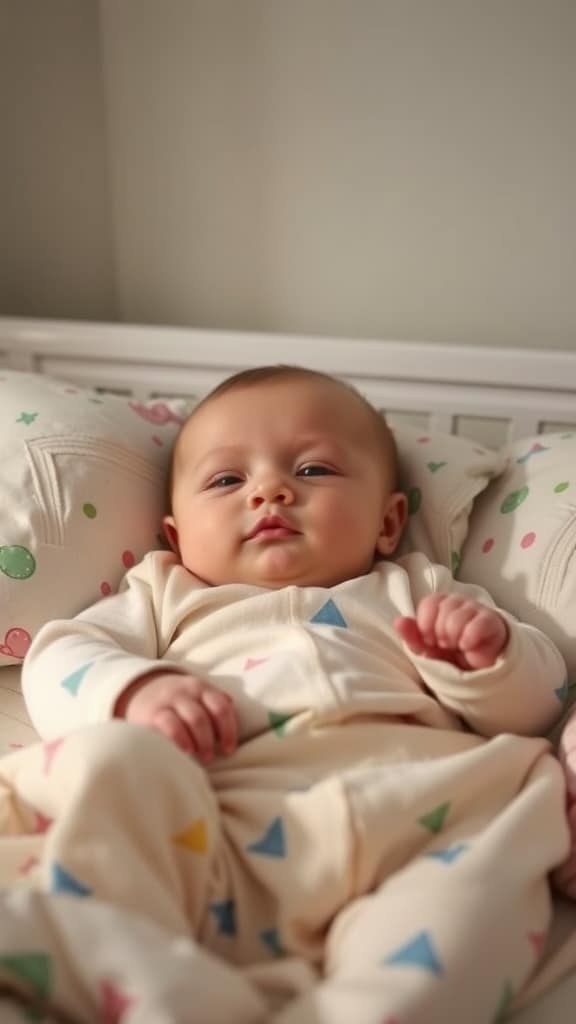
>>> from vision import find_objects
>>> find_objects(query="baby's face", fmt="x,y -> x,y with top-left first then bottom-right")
164,376 -> 406,589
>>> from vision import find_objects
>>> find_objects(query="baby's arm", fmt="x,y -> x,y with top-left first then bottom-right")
392,554 -> 567,738
23,551 -> 237,757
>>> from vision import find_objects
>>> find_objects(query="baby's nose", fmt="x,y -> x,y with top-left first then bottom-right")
249,476 -> 294,507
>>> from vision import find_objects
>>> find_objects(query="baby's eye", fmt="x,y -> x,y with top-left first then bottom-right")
297,464 -> 335,477
208,474 -> 242,489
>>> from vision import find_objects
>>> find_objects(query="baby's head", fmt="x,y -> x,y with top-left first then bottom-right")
164,366 -> 407,589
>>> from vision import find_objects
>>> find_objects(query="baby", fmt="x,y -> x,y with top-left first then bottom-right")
22,366 -> 570,1023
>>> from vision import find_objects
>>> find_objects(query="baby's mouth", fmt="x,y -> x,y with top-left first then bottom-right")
246,516 -> 299,541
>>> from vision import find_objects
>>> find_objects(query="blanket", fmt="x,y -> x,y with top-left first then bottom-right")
0,719 -> 575,1023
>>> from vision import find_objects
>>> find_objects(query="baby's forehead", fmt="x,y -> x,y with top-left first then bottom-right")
188,377 -> 370,438
176,378 -> 384,470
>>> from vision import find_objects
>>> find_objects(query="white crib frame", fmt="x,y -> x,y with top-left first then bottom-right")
1,317 -> 576,442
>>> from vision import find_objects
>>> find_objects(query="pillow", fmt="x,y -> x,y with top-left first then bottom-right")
393,425 -> 506,569
459,432 -> 576,684
0,369 -> 193,667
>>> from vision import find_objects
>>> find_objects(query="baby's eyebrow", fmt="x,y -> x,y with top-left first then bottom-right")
191,446 -> 243,473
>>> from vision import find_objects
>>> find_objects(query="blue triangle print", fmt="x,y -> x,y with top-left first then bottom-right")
51,862 -> 92,897
425,843 -> 468,865
247,816 -> 286,858
383,931 -> 443,975
555,679 -> 569,704
310,599 -> 347,628
60,662 -> 93,696
210,899 -> 236,936
260,927 -> 284,957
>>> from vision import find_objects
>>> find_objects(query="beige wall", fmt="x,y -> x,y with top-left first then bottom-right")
2,1 -> 575,349
0,0 -> 116,319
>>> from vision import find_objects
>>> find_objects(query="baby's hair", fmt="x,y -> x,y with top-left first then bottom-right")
166,365 -> 399,509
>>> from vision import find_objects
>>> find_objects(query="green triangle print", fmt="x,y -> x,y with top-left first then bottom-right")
0,953 -> 52,999
247,816 -> 286,858
418,801 -> 451,834
383,931 -> 443,975
310,599 -> 347,628
268,710 -> 293,736
493,980 -> 514,1023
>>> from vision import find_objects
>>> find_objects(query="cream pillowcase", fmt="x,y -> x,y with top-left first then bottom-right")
459,432 -> 576,683
394,425 -> 505,570
0,370 -> 192,667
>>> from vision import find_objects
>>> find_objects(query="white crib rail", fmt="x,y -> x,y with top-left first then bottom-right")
1,317 -> 575,443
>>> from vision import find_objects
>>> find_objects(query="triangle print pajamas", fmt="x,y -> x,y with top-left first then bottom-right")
0,716 -> 568,1023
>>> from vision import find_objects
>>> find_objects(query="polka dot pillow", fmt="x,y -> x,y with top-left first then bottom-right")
459,432 -> 576,682
393,425 -> 505,570
0,369 -> 192,667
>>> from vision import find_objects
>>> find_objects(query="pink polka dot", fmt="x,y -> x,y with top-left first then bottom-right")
122,550 -> 135,569
152,434 -> 164,447
482,538 -> 494,554
100,582 -> 112,596
520,531 -> 536,549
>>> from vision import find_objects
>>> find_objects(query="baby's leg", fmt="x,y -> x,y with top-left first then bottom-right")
272,736 -> 568,1024
0,720 -> 220,937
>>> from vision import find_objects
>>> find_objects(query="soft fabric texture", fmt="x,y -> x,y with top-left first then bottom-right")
0,370 -> 190,667
393,425 -> 505,570
0,720 -> 566,1023
459,432 -> 576,687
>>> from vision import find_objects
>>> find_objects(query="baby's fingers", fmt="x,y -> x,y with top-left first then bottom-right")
458,611 -> 508,668
175,698 -> 218,762
200,687 -> 238,755
150,707 -> 196,755
394,616 -> 425,654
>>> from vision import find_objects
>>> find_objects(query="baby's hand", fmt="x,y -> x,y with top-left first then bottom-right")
115,672 -> 238,761
394,594 -> 509,670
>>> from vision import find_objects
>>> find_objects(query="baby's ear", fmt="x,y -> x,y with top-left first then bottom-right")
162,515 -> 180,555
376,492 -> 408,556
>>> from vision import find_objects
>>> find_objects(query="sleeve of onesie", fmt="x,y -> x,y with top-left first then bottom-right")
22,552 -> 192,739
397,553 -> 568,738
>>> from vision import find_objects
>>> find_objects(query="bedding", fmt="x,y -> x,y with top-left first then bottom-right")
460,432 -> 576,705
1,348 -> 576,1021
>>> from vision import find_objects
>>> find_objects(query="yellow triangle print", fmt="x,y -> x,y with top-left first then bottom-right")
172,818 -> 208,853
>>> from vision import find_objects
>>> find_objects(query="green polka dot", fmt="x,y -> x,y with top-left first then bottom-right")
83,503 -> 97,519
500,486 -> 529,514
451,550 -> 461,573
554,481 -> 569,493
407,487 -> 422,515
0,545 -> 36,580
